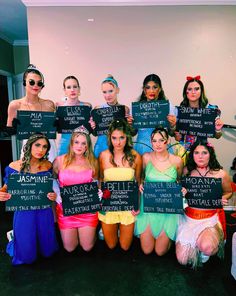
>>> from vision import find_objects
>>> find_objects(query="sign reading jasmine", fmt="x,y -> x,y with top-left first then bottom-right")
101,181 -> 139,212
132,101 -> 170,128
91,105 -> 126,136
176,107 -> 217,138
16,110 -> 56,139
143,182 -> 183,214
181,176 -> 222,209
6,173 -> 53,211
56,105 -> 92,133
60,182 -> 101,216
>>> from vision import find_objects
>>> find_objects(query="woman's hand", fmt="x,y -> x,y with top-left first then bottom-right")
89,116 -> 96,130
181,187 -> 187,197
174,131 -> 182,142
126,114 -> 134,125
139,183 -> 144,194
215,118 -> 223,132
222,197 -> 228,206
131,209 -> 140,216
0,191 -> 11,201
47,192 -> 57,201
167,114 -> 177,129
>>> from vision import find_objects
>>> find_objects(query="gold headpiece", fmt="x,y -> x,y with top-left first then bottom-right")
73,125 -> 89,135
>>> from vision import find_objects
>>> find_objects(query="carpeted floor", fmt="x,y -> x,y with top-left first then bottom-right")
0,209 -> 236,296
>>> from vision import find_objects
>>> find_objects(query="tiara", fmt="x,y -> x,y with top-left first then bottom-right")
73,125 -> 89,135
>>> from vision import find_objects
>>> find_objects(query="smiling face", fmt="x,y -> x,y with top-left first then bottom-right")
186,81 -> 201,106
144,81 -> 161,101
25,73 -> 44,96
31,138 -> 49,160
72,134 -> 87,156
193,145 -> 210,168
64,78 -> 80,100
110,129 -> 127,152
101,82 -> 119,105
151,131 -> 168,153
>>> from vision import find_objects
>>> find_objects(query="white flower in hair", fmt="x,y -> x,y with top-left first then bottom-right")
73,125 -> 89,135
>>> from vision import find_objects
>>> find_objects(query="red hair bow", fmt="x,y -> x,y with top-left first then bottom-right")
186,75 -> 201,81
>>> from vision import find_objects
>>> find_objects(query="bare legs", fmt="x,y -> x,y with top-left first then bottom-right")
101,222 -> 134,251
60,226 -> 97,252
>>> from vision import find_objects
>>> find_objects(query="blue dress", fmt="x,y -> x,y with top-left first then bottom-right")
134,101 -> 177,155
4,166 -> 58,265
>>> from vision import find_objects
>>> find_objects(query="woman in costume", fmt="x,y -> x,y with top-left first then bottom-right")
0,133 -> 58,265
98,119 -> 142,250
57,75 -> 92,155
53,126 -> 99,252
176,141 -> 232,268
135,127 -> 184,255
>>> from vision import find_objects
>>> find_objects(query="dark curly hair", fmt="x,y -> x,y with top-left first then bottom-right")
180,78 -> 208,108
108,119 -> 135,167
186,140 -> 222,174
139,74 -> 167,102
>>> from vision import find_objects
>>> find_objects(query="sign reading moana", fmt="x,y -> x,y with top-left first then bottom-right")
17,110 -> 56,139
91,105 -> 126,136
101,181 -> 139,212
132,101 -> 170,128
6,173 -> 53,211
176,107 -> 217,138
181,176 -> 222,209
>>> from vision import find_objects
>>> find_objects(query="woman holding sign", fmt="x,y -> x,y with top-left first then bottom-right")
99,119 -> 142,251
56,75 -> 92,156
6,64 -> 57,161
135,127 -> 184,256
175,75 -> 223,151
0,133 -> 58,265
53,126 -> 99,252
132,74 -> 177,156
90,75 -> 130,158
176,141 -> 232,268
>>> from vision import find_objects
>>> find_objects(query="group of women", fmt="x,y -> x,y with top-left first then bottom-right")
0,65 -> 233,270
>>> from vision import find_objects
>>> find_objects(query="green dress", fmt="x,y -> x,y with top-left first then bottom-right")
135,161 -> 180,241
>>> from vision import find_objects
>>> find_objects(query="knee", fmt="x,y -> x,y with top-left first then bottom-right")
80,242 -> 95,252
176,251 -> 188,265
63,243 -> 78,253
198,240 -> 218,256
141,245 -> 154,255
120,242 -> 131,251
155,248 -> 168,257
106,240 -> 118,250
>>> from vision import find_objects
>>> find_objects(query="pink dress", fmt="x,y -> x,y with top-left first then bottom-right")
56,169 -> 98,229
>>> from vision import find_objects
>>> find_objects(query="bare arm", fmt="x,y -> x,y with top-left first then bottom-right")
134,152 -> 142,185
221,170 -> 233,201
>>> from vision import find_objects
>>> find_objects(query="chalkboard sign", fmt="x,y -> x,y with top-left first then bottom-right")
91,105 -> 126,136
56,105 -> 92,133
60,181 -> 101,216
176,107 -> 217,138
17,111 -> 56,139
181,176 -> 223,209
132,100 -> 170,128
143,182 -> 183,214
101,181 -> 139,211
6,173 -> 53,211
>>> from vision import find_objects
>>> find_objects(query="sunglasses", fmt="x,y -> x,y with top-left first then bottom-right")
28,79 -> 44,87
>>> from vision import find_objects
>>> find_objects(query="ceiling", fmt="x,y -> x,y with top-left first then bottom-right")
0,0 -> 236,45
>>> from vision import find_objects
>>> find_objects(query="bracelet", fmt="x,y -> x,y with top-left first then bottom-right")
215,129 -> 222,133
170,125 -> 176,130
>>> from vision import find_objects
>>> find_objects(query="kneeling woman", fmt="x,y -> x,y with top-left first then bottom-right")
99,119 -> 142,251
176,141 -> 232,268
53,126 -> 99,252
0,133 -> 58,265
135,128 -> 184,255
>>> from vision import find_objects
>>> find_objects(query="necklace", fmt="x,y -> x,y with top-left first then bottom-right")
25,97 -> 42,111
195,167 -> 211,177
154,152 -> 169,163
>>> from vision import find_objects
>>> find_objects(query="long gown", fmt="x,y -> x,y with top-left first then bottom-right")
135,161 -> 180,240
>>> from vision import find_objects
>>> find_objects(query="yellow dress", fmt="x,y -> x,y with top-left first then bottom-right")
98,167 -> 136,225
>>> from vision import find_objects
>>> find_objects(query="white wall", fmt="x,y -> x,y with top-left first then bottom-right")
27,5 -> 236,170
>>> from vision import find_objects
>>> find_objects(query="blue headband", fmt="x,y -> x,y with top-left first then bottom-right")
102,77 -> 118,87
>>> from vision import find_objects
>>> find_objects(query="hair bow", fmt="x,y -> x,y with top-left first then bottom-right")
186,75 -> 201,81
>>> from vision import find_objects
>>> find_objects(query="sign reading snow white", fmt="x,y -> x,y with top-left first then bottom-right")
181,176 -> 222,209
17,110 -> 56,139
176,107 -> 217,138
6,173 -> 53,211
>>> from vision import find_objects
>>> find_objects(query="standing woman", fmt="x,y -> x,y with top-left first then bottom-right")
133,74 -> 177,156
7,64 -> 57,161
176,141 -> 232,268
175,75 -> 223,150
99,119 -> 142,251
90,75 -> 130,158
53,126 -> 99,252
57,75 -> 92,155
0,133 -> 58,265
135,127 -> 184,255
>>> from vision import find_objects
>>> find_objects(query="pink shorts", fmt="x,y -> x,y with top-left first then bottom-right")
56,203 -> 98,230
